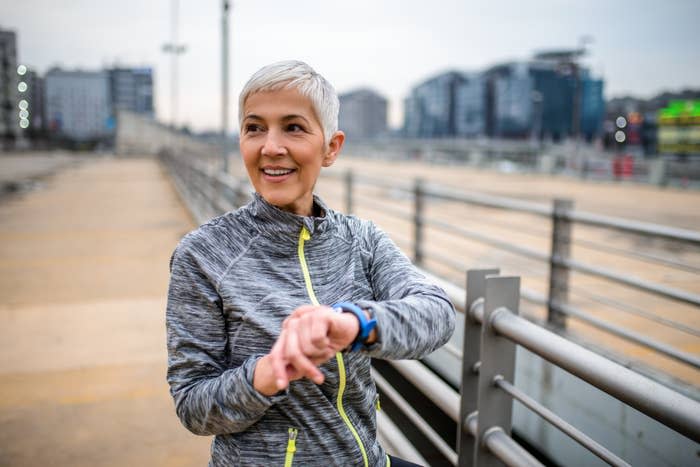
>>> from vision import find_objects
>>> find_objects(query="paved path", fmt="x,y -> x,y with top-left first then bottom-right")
0,156 -> 209,466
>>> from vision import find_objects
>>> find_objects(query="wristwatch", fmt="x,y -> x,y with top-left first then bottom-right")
333,302 -> 377,352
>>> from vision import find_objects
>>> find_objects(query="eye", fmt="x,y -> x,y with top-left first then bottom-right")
244,123 -> 263,134
286,123 -> 305,133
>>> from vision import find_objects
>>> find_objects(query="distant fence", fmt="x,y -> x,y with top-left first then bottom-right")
343,139 -> 700,188
161,151 -> 700,466
323,169 -> 700,382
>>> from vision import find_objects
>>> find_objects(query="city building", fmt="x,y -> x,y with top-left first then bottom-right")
338,88 -> 388,139
44,68 -> 112,141
454,73 -> 486,137
403,70 -> 467,138
109,67 -> 154,118
483,60 -> 604,141
403,57 -> 605,141
0,28 -> 19,147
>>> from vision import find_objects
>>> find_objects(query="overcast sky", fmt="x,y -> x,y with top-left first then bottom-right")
2,0 -> 699,132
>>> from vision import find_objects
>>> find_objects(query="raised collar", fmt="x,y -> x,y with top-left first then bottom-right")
247,192 -> 333,240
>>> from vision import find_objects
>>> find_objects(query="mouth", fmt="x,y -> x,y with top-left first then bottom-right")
260,167 -> 296,181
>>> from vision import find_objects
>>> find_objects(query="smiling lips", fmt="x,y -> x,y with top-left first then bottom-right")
261,167 -> 296,182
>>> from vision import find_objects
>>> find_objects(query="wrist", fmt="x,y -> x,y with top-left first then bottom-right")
333,302 -> 377,351
253,355 -> 282,396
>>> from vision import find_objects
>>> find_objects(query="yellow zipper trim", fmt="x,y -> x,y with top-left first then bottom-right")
284,427 -> 297,467
297,226 -> 369,467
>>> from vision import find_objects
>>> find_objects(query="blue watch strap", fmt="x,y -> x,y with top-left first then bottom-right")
333,302 -> 377,352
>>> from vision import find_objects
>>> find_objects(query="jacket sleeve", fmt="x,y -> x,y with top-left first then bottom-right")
355,222 -> 456,359
166,242 -> 286,436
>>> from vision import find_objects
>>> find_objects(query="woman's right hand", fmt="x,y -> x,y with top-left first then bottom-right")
253,305 -> 360,396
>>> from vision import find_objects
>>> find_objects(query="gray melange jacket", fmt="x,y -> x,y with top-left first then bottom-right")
166,193 -> 455,466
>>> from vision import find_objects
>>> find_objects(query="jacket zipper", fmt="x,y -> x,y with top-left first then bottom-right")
297,226 -> 369,467
284,427 -> 298,467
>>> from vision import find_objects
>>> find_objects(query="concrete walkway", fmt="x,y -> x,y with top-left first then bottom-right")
0,156 -> 209,466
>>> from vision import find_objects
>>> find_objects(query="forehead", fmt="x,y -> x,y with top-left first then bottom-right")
243,88 -> 318,122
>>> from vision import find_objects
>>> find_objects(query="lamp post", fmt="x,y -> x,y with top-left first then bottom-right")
162,0 -> 187,131
221,0 -> 231,173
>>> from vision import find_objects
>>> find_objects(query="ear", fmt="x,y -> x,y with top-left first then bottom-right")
322,131 -> 345,167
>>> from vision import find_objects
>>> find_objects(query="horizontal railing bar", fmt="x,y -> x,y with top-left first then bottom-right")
482,427 -> 544,467
494,376 -> 631,467
372,370 -> 458,466
424,215 -> 550,262
424,183 -> 552,217
421,248 -> 474,274
388,360 -> 460,423
568,210 -> 700,245
573,237 -> 700,274
420,269 -> 467,311
352,192 -> 414,222
570,286 -> 700,338
490,307 -> 700,443
354,173 -> 413,193
376,410 -> 429,466
560,257 -> 700,307
551,301 -> 700,369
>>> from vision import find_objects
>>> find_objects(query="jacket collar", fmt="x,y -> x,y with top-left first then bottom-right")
247,192 -> 333,239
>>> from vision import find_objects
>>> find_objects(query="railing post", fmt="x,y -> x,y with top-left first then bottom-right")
547,198 -> 573,329
345,169 -> 354,215
475,276 -> 521,467
413,178 -> 425,265
458,269 -> 499,467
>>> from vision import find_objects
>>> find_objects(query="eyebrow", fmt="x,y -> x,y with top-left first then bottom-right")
243,113 -> 311,125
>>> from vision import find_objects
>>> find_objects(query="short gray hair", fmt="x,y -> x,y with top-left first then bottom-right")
238,60 -> 339,145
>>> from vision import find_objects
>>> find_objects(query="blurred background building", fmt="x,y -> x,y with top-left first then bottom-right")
44,68 -> 112,142
338,88 -> 388,139
110,67 -> 155,118
0,28 -> 20,149
403,53 -> 605,143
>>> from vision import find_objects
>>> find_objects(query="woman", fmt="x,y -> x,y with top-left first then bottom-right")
166,60 -> 455,466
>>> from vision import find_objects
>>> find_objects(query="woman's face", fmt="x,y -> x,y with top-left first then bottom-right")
240,88 -> 343,217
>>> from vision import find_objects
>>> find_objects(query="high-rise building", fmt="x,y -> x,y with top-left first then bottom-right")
403,71 -> 467,138
338,88 -> 388,139
454,73 -> 486,137
403,58 -> 605,141
44,68 -> 112,141
109,67 -> 154,118
483,60 -> 604,141
0,28 -> 19,146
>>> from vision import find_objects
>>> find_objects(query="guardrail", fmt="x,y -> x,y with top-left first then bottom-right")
163,152 -> 700,379
160,151 -> 700,466
321,169 -> 700,380
377,269 -> 700,467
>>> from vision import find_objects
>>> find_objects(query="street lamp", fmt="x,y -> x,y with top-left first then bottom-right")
221,0 -> 231,173
162,0 -> 187,130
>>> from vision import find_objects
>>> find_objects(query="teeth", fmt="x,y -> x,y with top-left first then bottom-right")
263,168 -> 293,176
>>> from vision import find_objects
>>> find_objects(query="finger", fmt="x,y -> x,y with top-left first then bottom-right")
288,304 -> 320,319
285,320 -> 325,384
309,312 -> 332,349
269,334 -> 290,390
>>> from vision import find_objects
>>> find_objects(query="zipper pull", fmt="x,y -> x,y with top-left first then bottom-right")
375,394 -> 381,412
287,427 -> 298,453
300,226 -> 311,241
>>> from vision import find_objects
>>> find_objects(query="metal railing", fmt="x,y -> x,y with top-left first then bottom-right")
163,151 -> 700,379
160,152 -> 700,466
320,168 -> 700,381
385,269 -> 700,466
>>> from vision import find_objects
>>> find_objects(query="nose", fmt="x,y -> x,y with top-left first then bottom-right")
261,130 -> 287,157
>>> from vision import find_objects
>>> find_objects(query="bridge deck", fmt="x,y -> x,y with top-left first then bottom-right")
0,156 -> 208,466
